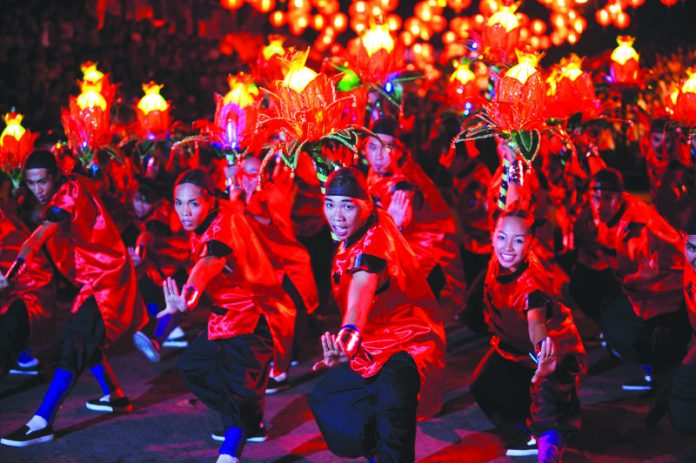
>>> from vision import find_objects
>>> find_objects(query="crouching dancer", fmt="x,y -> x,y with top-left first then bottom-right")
1,150 -> 146,447
309,167 -> 446,462
157,168 -> 294,463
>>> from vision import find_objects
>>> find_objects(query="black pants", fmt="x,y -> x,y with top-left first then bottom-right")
177,316 -> 273,434
668,343 -> 696,433
0,299 -> 30,373
471,348 -> 582,436
309,351 -> 420,463
56,296 -> 106,375
600,293 -> 691,366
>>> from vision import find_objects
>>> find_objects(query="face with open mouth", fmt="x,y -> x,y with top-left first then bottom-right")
323,195 -> 370,241
493,215 -> 532,272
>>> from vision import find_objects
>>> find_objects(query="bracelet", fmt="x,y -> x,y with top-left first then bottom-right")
508,160 -> 525,185
182,285 -> 200,310
337,325 -> 362,360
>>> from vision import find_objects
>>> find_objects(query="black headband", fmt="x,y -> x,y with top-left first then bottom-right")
324,167 -> 370,200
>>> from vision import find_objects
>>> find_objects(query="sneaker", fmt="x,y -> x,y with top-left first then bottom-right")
1,425 -> 54,447
506,436 -> 538,457
133,331 -> 161,363
85,395 -> 133,413
212,424 -> 268,443
265,373 -> 289,394
162,329 -> 189,349
9,351 -> 40,376
622,375 -> 653,391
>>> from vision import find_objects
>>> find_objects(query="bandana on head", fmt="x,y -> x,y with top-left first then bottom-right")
324,167 -> 370,200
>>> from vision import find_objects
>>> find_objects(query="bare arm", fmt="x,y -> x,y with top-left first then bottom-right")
18,221 -> 59,262
342,270 -> 379,332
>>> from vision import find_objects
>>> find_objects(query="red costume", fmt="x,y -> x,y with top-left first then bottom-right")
244,178 -> 318,314
367,156 -> 466,309
42,176 -> 146,341
483,252 -> 586,368
331,210 -> 446,419
188,199 -> 295,372
594,193 -> 684,320
133,199 -> 191,285
683,261 -> 696,334
0,204 -> 54,326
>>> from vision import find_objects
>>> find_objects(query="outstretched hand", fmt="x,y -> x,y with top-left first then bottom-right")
312,331 -> 349,371
387,189 -> 413,229
158,277 -> 186,318
532,337 -> 557,383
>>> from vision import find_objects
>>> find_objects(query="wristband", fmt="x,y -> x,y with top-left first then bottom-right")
337,325 -> 361,360
182,285 -> 200,310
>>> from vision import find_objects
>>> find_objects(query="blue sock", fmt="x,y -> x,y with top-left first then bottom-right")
154,314 -> 172,340
36,368 -> 74,423
641,363 -> 653,381
538,430 -> 564,463
146,303 -> 159,317
218,426 -> 243,457
89,363 -> 110,396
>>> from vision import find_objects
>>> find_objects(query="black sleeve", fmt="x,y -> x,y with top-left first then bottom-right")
145,219 -> 172,236
525,290 -> 553,320
44,206 -> 70,223
350,253 -> 387,274
205,239 -> 233,258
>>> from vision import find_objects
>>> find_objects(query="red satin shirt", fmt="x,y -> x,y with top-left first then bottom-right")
683,262 -> 696,334
42,176 -> 146,341
332,210 -> 446,419
0,204 -> 55,324
189,200 -> 295,371
594,193 -> 684,320
483,252 -> 586,370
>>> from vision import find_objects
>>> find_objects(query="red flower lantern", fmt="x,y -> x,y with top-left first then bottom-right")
483,4 -> 521,64
491,50 -> 547,132
674,68 -> 696,127
350,19 -> 406,86
610,36 -> 640,85
546,54 -> 597,120
0,111 -> 38,188
136,82 -> 171,139
447,60 -> 480,110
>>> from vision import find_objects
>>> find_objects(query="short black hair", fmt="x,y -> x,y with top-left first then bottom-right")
174,168 -> 214,196
589,168 -> 624,193
24,150 -> 58,174
324,167 -> 370,200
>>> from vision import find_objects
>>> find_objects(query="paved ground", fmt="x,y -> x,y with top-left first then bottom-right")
1,311 -> 695,463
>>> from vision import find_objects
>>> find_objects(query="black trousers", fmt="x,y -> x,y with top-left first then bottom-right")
471,348 -> 582,436
309,351 -> 420,463
177,316 -> 273,433
56,296 -> 106,375
668,343 -> 696,433
600,293 -> 691,366
0,299 -> 30,373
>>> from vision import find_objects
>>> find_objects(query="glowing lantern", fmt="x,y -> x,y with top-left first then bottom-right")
81,62 -> 105,90
483,5 -> 521,64
660,0 -> 678,5
208,73 -> 261,155
282,50 -> 318,92
596,8 -> 611,27
0,111 -> 38,188
136,82 -> 171,138
270,11 -> 286,27
614,11 -> 630,29
361,22 -> 395,57
674,68 -> 696,126
448,60 -> 479,106
550,54 -> 597,120
221,0 -> 244,9
610,36 -> 640,85
491,50 -> 547,132
263,38 -> 285,61
448,0 -> 472,12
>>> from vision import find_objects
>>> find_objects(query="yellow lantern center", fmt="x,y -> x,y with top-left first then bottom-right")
263,39 -> 285,61
611,36 -> 639,66
450,62 -> 475,85
1,112 -> 26,142
224,75 -> 259,107
282,50 -> 318,93
361,23 -> 395,57
77,89 -> 107,111
682,69 -> 696,94
506,51 -> 541,85
138,83 -> 169,114
487,6 -> 520,33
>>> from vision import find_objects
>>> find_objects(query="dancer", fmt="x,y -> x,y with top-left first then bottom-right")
157,168 -> 294,463
309,167 -> 446,462
588,167 -> 691,390
1,150 -> 146,447
470,153 -> 586,462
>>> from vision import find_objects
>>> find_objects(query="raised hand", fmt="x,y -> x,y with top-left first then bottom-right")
387,189 -> 413,229
158,277 -> 186,318
532,336 -> 558,383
